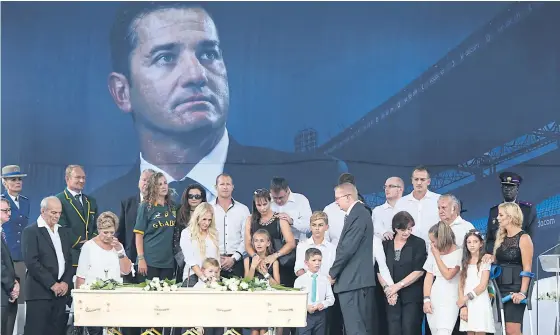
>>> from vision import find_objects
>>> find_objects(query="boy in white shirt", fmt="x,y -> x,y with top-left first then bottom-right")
188,258 -> 221,335
294,211 -> 336,277
293,248 -> 335,335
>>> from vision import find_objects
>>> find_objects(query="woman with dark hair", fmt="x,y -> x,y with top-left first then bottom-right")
244,189 -> 295,286
173,184 -> 207,281
378,211 -> 427,335
134,172 -> 176,281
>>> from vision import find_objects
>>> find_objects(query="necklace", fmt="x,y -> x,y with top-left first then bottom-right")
259,214 -> 276,226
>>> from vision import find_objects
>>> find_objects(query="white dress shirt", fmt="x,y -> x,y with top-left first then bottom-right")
294,237 -> 336,276
449,216 -> 475,248
293,271 -> 335,308
212,198 -> 250,261
270,191 -> 312,241
373,235 -> 394,285
37,216 -> 65,280
323,202 -> 345,247
140,128 -> 230,202
372,201 -> 396,238
180,229 -> 220,281
8,193 -> 19,209
394,190 -> 441,243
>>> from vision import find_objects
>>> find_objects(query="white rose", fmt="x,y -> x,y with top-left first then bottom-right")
143,286 -> 151,291
240,282 -> 249,290
162,286 -> 171,292
163,282 -> 169,287
170,285 -> 178,291
81,284 -> 91,290
210,282 -> 220,289
157,286 -> 163,291
152,277 -> 160,283
228,283 -> 238,291
220,286 -> 228,291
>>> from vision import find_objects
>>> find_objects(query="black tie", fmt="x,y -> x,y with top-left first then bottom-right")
168,177 -> 199,204
74,194 -> 85,215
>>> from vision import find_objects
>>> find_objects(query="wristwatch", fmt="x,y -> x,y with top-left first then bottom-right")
264,273 -> 270,279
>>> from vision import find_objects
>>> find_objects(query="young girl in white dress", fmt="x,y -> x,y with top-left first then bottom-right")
423,222 -> 463,335
457,229 -> 495,334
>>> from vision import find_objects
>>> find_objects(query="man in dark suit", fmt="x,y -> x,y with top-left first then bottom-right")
93,2 -> 343,213
1,197 -> 19,335
329,182 -> 376,335
485,171 -> 537,253
56,165 -> 99,270
22,196 -> 73,335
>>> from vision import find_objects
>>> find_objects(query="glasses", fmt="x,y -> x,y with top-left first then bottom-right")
0,209 -> 11,213
383,185 -> 401,190
335,194 -> 351,201
187,194 -> 203,200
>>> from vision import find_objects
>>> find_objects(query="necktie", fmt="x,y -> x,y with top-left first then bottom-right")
311,273 -> 318,303
168,177 -> 199,204
74,194 -> 85,215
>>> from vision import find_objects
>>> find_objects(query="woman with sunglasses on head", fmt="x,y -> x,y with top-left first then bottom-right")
173,185 -> 207,281
244,189 -> 296,286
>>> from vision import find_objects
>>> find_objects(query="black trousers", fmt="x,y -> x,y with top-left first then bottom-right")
220,258 -> 245,279
1,302 -> 17,335
297,309 -> 327,335
338,287 -> 376,335
386,301 -> 423,335
328,291 -> 344,335
24,297 -> 68,335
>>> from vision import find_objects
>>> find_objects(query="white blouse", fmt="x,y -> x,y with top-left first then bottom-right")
76,240 -> 129,284
180,229 -> 220,281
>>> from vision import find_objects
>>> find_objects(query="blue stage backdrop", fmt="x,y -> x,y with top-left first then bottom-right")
2,1 -> 559,273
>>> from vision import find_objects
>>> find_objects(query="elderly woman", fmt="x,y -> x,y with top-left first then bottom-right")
378,211 -> 427,335
180,202 -> 220,285
75,211 -> 133,335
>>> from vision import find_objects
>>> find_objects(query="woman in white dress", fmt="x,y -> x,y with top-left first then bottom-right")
457,229 -> 495,334
75,211 -> 133,335
180,202 -> 220,286
423,221 -> 462,335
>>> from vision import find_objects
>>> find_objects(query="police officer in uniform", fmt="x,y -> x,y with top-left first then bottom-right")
485,171 -> 537,254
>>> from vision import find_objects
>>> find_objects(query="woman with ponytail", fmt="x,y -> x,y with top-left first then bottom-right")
493,202 -> 533,335
423,221 -> 462,335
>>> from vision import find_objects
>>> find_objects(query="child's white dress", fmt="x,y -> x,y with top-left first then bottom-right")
459,263 -> 495,333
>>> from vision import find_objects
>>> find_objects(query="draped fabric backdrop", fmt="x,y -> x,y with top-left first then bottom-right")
2,1 -> 559,277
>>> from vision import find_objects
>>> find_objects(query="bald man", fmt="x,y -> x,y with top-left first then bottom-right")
372,177 -> 404,240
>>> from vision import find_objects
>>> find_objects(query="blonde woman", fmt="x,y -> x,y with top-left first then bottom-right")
423,221 -> 462,335
76,211 -> 133,335
180,202 -> 220,285
493,202 -> 533,335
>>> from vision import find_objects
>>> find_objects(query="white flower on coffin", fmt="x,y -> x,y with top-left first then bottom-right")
163,282 -> 169,288
228,283 -> 239,291
209,281 -> 221,289
240,282 -> 249,290
170,285 -> 178,291
143,286 -> 150,291
220,285 -> 227,291
162,286 -> 171,292
151,277 -> 160,285
81,284 -> 91,290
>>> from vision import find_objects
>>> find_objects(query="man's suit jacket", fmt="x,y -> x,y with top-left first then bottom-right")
485,200 -> 536,254
329,202 -> 376,293
117,194 -> 141,262
93,135 -> 345,214
56,189 -> 99,266
1,191 -> 30,261
1,237 -> 18,307
21,222 -> 73,301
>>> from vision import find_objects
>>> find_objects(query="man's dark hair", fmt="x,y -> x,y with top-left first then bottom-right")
270,177 -> 289,192
338,173 -> 355,185
412,165 -> 431,179
109,1 -> 213,80
305,247 -> 322,261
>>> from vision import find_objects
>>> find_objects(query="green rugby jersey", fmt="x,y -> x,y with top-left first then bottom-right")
134,202 -> 176,269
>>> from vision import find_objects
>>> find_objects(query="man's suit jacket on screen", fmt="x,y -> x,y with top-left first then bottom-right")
21,223 -> 73,301
117,195 -> 141,262
93,135 -> 345,214
329,202 -> 376,294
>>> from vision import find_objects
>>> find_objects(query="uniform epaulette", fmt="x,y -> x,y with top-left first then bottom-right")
518,201 -> 532,207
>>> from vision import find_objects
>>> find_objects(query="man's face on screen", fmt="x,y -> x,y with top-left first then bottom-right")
128,7 -> 229,134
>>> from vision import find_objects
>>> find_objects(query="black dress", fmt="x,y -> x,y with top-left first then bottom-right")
495,230 -> 528,324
